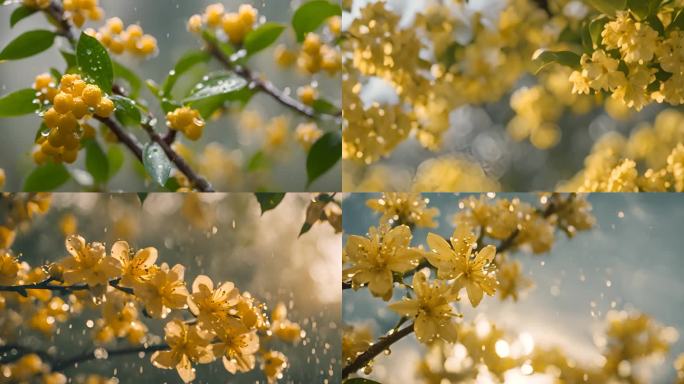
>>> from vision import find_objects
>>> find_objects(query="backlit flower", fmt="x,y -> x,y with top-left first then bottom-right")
59,235 -> 122,287
343,225 -> 423,300
151,320 -> 214,383
135,263 -> 189,318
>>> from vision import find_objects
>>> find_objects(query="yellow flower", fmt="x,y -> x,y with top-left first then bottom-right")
110,241 -> 158,288
187,275 -> 240,330
0,226 -> 17,250
342,325 -> 373,363
388,273 -> 459,344
212,318 -> 260,374
425,226 -> 497,307
261,350 -> 288,384
0,251 -> 20,285
270,302 -> 302,343
135,263 -> 189,318
151,320 -> 214,383
343,225 -> 422,300
366,193 -> 440,228
59,235 -> 122,287
497,259 -> 532,301
98,290 -> 147,342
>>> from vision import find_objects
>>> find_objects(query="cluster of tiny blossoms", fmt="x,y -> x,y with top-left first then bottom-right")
62,0 -> 104,28
166,107 -> 207,141
342,193 -> 595,376
569,9 -> 684,111
559,109 -> 684,192
187,3 -> 258,45
0,225 -> 299,383
342,0 -> 550,164
415,309 -> 677,382
85,17 -> 158,58
33,74 -> 114,165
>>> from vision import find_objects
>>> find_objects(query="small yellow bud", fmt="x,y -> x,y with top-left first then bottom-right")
95,98 -> 115,117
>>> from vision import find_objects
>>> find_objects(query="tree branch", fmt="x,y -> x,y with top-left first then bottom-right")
51,343 -> 170,372
342,323 -> 414,379
0,277 -> 134,296
43,1 -> 214,192
204,38 -> 341,120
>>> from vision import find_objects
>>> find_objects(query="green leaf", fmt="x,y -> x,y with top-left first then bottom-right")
584,0 -> 627,16
627,0 -> 660,20
292,0 -> 341,42
60,50 -> 78,71
532,50 -> 582,74
244,22 -> 286,56
23,163 -> 70,191
10,6 -> 37,27
183,72 -> 248,104
0,30 -> 55,61
107,145 -> 125,179
112,60 -> 142,98
306,131 -> 341,187
110,95 -> 142,127
34,123 -> 50,143
0,88 -> 39,117
76,32 -> 114,93
142,142 -> 172,187
588,17 -> 608,48
312,98 -> 340,115
247,151 -> 269,172
255,193 -> 286,214
84,139 -> 109,184
162,50 -> 211,97
343,379 -> 382,384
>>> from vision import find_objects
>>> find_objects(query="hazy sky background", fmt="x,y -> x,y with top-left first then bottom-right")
0,0 -> 340,191
343,193 -> 684,383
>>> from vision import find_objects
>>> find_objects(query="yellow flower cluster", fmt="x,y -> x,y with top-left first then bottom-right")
0,193 -> 51,250
343,0 -> 550,163
34,74 -> 114,165
507,85 -> 563,149
342,325 -> 373,365
294,122 -> 323,151
389,272 -> 460,343
559,109 -> 684,192
62,0 -> 104,28
166,107 -> 206,141
188,3 -> 258,45
569,11 -> 684,110
21,0 -> 50,10
274,17 -> 342,76
85,17 -> 158,57
0,354 -> 67,384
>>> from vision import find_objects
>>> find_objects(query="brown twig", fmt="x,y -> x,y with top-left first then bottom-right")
0,277 -> 134,296
51,343 -> 170,372
342,323 -> 414,379
204,39 -> 341,120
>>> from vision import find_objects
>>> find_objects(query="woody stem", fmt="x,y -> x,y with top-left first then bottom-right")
51,343 -> 170,372
342,323 -> 414,379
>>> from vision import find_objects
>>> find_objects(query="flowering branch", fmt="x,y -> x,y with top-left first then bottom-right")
43,1 -> 214,192
342,323 -> 414,379
204,37 -> 342,120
